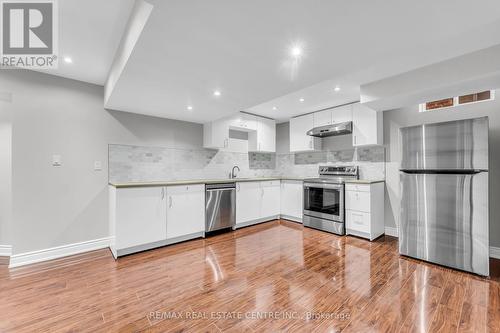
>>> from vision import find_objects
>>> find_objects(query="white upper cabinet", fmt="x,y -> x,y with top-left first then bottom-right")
203,117 -> 230,149
249,117 -> 276,152
314,105 -> 353,127
166,184 -> 205,239
331,105 -> 353,124
228,113 -> 257,131
352,103 -> 383,146
290,114 -> 321,152
204,113 -> 275,152
313,110 -> 332,127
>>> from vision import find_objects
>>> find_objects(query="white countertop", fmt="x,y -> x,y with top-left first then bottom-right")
109,177 -> 384,188
109,177 -> 306,188
344,179 -> 385,184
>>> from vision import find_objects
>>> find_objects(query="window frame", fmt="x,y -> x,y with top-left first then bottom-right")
419,90 -> 495,112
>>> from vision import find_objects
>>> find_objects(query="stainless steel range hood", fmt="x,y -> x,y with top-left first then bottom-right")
306,121 -> 352,138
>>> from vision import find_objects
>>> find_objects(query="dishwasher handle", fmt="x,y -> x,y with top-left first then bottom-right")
206,183 -> 236,190
206,188 -> 235,192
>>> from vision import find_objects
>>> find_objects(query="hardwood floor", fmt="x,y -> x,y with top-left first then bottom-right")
1,219 -> 499,332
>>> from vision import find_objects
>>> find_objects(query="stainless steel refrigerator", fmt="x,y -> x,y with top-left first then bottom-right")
399,117 -> 489,276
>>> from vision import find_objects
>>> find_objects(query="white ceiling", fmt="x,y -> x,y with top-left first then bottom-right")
46,0 -> 500,122
38,0 -> 135,85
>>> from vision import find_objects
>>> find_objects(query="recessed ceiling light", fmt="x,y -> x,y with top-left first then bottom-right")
272,106 -> 277,110
64,57 -> 72,64
213,90 -> 221,97
334,86 -> 341,92
299,98 -> 305,102
291,46 -> 302,58
187,106 -> 193,110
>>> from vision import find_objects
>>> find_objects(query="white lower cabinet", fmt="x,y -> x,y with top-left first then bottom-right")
166,184 -> 205,239
113,186 -> 167,252
345,182 -> 385,241
236,181 -> 280,227
261,181 -> 280,217
110,184 -> 205,258
236,181 -> 261,224
280,180 -> 303,222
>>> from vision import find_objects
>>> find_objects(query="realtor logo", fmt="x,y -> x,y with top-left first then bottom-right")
1,0 -> 58,68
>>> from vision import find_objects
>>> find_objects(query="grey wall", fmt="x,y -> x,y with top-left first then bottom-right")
383,91 -> 500,247
0,108 -> 12,245
1,70 -> 203,254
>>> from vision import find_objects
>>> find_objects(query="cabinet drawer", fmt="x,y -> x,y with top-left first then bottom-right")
345,190 -> 370,212
345,184 -> 370,192
261,180 -> 280,187
346,210 -> 370,233
167,184 -> 204,194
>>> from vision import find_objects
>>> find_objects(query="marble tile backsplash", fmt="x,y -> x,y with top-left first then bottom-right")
109,144 -> 385,183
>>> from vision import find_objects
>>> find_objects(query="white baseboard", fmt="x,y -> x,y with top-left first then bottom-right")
384,226 -> 398,237
9,237 -> 111,268
490,246 -> 500,259
0,245 -> 12,257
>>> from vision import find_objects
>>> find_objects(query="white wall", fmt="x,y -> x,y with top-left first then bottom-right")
2,70 -> 203,254
383,91 -> 500,247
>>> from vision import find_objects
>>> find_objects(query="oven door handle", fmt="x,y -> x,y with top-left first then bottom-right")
303,182 -> 344,190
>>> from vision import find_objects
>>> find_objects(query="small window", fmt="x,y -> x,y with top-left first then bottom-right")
420,90 -> 495,112
458,91 -> 492,104
425,98 -> 454,111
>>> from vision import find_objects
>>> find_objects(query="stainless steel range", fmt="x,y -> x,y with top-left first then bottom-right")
303,166 -> 358,235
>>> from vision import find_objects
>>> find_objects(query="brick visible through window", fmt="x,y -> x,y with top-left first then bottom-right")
458,91 -> 491,104
425,98 -> 454,110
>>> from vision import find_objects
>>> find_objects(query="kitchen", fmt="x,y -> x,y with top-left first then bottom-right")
1,1 -> 500,332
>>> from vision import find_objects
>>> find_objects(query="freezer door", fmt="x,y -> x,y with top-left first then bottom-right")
400,117 -> 488,171
399,171 -> 489,276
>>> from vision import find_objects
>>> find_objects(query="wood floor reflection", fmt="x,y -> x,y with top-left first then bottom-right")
1,220 -> 499,332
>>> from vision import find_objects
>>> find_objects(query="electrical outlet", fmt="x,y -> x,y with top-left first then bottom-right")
94,161 -> 102,171
52,155 -> 62,167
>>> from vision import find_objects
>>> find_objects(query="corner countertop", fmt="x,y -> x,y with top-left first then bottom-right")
109,177 -> 306,188
109,177 -> 384,188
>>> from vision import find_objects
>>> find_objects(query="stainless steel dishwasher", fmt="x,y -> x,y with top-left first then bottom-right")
205,183 -> 236,232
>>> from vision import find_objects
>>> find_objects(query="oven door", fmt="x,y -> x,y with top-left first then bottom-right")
303,182 -> 344,222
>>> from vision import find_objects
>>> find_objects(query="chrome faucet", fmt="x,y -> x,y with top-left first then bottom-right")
230,166 -> 240,179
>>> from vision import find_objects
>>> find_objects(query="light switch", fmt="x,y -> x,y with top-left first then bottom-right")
94,161 -> 102,171
52,155 -> 62,167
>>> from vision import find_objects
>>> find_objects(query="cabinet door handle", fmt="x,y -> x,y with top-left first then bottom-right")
237,183 -> 240,191
161,187 -> 165,200
354,135 -> 357,145
169,196 -> 172,208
